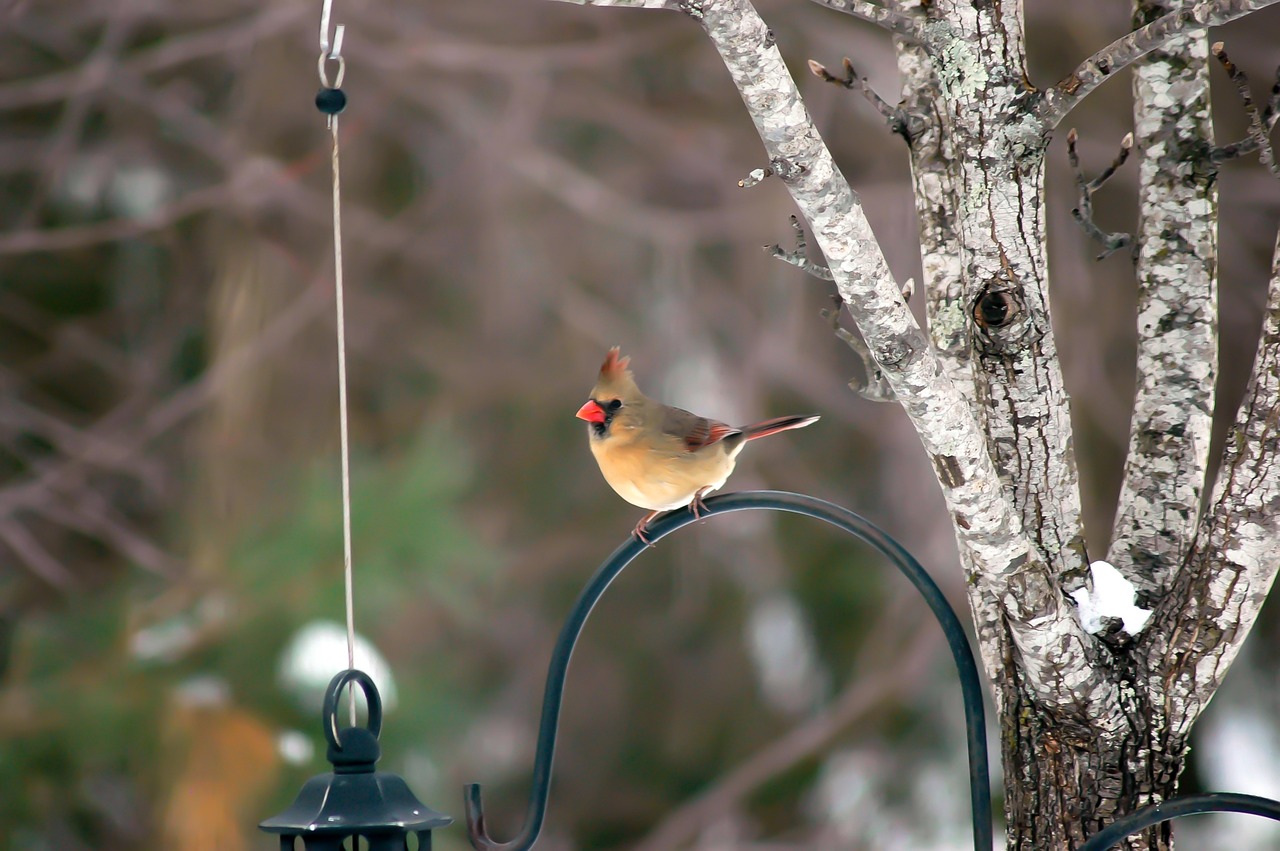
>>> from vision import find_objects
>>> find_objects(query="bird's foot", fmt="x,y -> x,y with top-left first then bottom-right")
633,511 -> 662,547
689,487 -> 712,520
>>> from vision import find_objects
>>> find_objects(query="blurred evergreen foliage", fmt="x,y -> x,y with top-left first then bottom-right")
0,425 -> 497,851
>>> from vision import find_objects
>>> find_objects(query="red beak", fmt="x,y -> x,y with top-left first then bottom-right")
576,400 -> 606,424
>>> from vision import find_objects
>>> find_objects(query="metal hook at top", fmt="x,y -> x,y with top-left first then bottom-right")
319,0 -> 345,57
318,0 -> 346,88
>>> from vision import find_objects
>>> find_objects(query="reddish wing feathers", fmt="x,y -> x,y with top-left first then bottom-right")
682,418 -> 742,452
661,405 -> 742,452
664,410 -> 818,452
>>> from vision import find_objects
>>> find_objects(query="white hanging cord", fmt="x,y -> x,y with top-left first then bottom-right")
318,0 -> 356,726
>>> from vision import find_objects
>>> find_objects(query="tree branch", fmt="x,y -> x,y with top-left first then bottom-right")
931,0 -> 1090,602
804,0 -> 928,44
1066,128 -> 1133,261
0,273 -> 329,522
891,11 -> 972,408
555,0 -> 1116,720
807,57 -> 917,142
1107,27 -> 1217,604
555,0 -> 681,7
0,183 -> 231,256
0,4 -> 303,111
1210,42 -> 1280,172
1151,230 -> 1280,738
766,221 -> 833,283
766,220 -> 903,401
822,295 -> 899,403
1037,0 -> 1280,130
889,1 -> 1013,710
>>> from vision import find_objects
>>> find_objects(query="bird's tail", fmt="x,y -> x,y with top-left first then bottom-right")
741,414 -> 820,441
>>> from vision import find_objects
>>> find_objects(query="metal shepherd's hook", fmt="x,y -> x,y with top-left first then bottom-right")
464,490 -> 994,851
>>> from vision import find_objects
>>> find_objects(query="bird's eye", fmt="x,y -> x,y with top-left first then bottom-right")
606,399 -> 623,412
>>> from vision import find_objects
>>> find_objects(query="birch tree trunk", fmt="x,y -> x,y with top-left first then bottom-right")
554,0 -> 1280,847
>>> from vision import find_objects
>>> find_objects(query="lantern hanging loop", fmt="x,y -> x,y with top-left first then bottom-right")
324,667 -> 383,750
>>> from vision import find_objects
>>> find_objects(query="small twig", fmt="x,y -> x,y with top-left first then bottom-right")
767,215 -> 914,301
738,166 -> 774,188
739,157 -> 806,189
824,295 -> 897,402
1067,128 -> 1133,260
808,58 -> 916,142
805,0 -> 928,44
1209,42 -> 1279,173
1038,0 -> 1280,129
766,216 -> 897,400
17,9 -> 137,233
765,214 -> 834,281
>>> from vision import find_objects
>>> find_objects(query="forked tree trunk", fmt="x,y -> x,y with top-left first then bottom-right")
555,0 -> 1280,847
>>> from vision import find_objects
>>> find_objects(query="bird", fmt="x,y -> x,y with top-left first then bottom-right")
575,347 -> 819,544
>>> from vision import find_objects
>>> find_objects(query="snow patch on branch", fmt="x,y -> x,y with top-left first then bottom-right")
1070,560 -> 1153,635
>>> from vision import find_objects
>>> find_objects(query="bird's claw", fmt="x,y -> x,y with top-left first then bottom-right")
633,511 -> 661,547
633,495 -> 710,547
689,488 -> 712,520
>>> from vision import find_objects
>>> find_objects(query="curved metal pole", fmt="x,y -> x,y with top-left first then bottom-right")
464,490 -> 992,851
1077,792 -> 1280,851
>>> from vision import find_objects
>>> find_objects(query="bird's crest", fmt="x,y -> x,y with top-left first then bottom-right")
598,346 -> 633,384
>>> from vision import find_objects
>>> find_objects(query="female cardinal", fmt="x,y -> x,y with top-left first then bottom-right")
576,347 -> 819,544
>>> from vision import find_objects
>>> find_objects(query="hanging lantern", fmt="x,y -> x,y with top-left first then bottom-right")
261,669 -> 452,850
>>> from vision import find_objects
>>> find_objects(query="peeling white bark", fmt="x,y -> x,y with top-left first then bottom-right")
891,2 -> 1012,703
1108,26 -> 1216,601
894,12 -> 970,404
808,0 -> 928,42
927,0 -> 1090,591
1151,232 -> 1280,739
558,0 -> 680,6
1038,0 -> 1280,129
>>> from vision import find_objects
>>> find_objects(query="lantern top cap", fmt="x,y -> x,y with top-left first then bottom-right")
260,669 -> 453,837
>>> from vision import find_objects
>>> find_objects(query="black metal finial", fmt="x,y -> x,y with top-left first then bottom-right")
261,669 -> 451,850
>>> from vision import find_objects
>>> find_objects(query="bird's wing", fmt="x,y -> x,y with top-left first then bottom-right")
661,405 -> 742,452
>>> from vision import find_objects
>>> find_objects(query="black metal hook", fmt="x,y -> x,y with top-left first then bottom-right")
464,489 -> 993,851
1077,792 -> 1280,850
